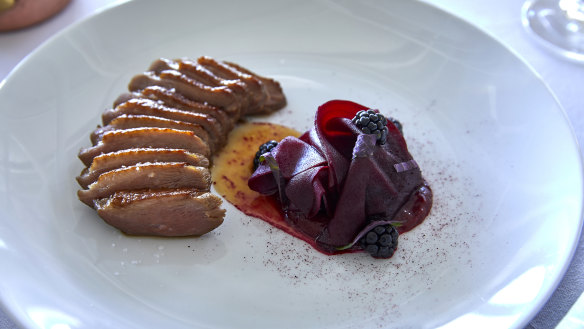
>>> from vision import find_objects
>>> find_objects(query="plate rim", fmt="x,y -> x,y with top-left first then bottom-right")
0,0 -> 583,328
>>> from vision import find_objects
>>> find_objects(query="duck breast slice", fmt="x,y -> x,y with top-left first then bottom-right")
91,114 -> 210,147
140,85 -> 235,130
128,70 -> 241,116
150,58 -> 223,88
78,127 -> 210,167
224,60 -> 287,114
78,162 -> 211,207
94,189 -> 225,237
196,56 -> 265,116
103,98 -> 225,150
76,148 -> 209,189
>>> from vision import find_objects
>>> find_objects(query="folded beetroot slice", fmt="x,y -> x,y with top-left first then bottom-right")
248,100 -> 432,252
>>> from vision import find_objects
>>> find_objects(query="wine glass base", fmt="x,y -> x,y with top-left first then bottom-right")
522,0 -> 584,63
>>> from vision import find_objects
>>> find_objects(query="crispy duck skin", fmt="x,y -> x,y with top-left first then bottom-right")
78,162 -> 211,207
178,59 -> 258,114
138,86 -> 234,130
103,98 -> 225,151
152,56 -> 286,116
90,114 -> 211,146
95,189 -> 225,237
112,89 -> 234,133
149,58 -> 222,88
128,70 -> 241,116
223,61 -> 286,114
77,56 -> 287,237
78,127 -> 210,167
196,56 -> 267,115
76,148 -> 209,189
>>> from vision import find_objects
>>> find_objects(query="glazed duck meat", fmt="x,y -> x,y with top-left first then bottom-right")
76,148 -> 209,189
95,189 -> 226,237
77,56 -> 286,236
79,127 -> 212,166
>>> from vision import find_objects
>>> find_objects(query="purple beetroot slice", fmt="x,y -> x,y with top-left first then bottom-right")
248,100 -> 428,251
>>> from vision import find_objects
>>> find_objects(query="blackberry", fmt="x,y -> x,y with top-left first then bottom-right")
253,140 -> 278,170
389,117 -> 403,135
351,109 -> 389,144
360,224 -> 399,259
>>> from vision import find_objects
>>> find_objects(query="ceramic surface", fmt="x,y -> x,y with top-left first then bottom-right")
0,0 -> 582,328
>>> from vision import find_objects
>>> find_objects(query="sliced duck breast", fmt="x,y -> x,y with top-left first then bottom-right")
112,92 -> 140,108
95,189 -> 225,237
224,60 -> 287,114
149,58 -> 222,88
78,127 -> 210,167
177,59 -> 255,111
77,56 -> 288,237
196,56 -> 265,115
90,114 -> 210,146
139,86 -> 234,130
128,70 -> 241,116
148,58 -> 180,75
76,148 -> 209,189
103,98 -> 225,150
78,162 -> 211,206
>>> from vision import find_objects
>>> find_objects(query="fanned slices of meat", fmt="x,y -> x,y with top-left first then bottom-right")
78,162 -> 210,206
196,56 -> 267,115
78,127 -> 210,167
147,58 -> 259,122
103,98 -> 225,150
77,56 -> 287,237
142,86 -> 234,129
114,86 -> 235,131
128,70 -> 241,116
95,189 -> 225,237
149,58 -> 222,88
90,114 -> 211,146
77,148 -> 209,189
223,60 -> 287,113
178,59 -> 258,113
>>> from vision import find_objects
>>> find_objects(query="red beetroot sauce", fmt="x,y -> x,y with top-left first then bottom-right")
212,122 -> 432,256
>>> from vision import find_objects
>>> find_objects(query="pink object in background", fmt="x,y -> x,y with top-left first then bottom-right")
0,0 -> 71,31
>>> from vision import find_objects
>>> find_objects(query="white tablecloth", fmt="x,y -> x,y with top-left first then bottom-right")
1,0 -> 582,328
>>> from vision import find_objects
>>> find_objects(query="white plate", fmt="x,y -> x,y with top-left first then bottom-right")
0,0 -> 582,328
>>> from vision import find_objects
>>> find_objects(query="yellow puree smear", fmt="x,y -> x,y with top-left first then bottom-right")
211,122 -> 301,220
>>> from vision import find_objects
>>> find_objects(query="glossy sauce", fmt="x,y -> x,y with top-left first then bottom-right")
211,122 -> 313,241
